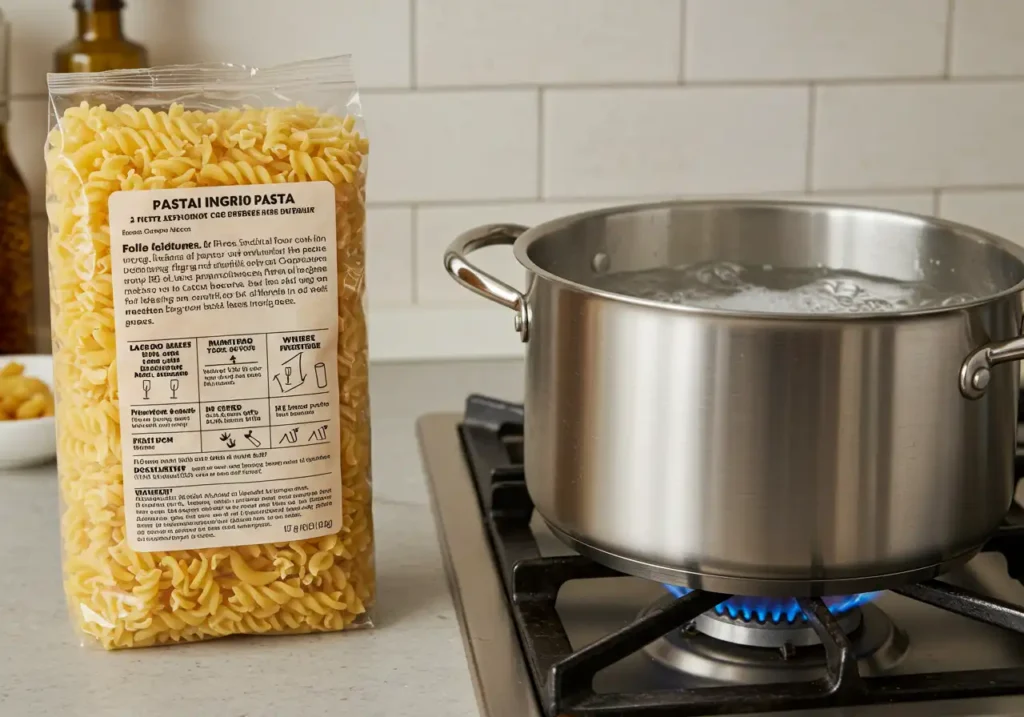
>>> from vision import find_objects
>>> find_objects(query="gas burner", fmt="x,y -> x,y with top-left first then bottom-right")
662,584 -> 880,647
663,584 -> 881,624
641,595 -> 909,684
693,606 -> 862,648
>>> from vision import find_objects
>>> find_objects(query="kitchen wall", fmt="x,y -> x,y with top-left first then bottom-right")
9,0 -> 1024,360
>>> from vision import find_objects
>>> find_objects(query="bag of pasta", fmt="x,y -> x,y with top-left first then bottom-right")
46,56 -> 374,649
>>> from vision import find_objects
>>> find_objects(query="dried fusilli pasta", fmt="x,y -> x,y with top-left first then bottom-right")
47,89 -> 374,649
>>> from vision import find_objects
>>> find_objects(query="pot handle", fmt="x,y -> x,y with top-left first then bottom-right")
959,333 -> 1024,399
444,224 -> 531,342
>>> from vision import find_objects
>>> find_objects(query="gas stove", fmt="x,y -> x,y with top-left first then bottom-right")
417,395 -> 1024,716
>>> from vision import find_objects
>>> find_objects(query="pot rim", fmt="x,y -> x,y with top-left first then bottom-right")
512,198 -> 1024,322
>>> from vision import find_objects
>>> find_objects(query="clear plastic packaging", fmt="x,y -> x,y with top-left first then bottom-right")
46,56 -> 374,649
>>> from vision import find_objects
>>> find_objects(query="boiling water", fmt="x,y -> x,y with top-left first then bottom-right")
593,261 -> 975,315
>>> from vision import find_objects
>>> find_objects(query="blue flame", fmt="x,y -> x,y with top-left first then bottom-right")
663,584 -> 880,624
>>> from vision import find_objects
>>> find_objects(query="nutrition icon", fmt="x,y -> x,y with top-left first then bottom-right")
169,379 -> 180,400
219,432 -> 236,448
273,352 -> 306,394
142,379 -> 151,400
278,427 -> 299,445
307,424 -> 329,443
243,430 -> 261,448
315,362 -> 328,389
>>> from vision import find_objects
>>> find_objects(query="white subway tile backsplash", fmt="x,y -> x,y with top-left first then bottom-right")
8,0 -> 1024,361
416,0 -> 681,87
133,0 -> 411,89
6,2 -> 68,96
415,202 -> 615,305
362,91 -> 538,203
365,207 -> 414,308
805,192 -> 937,215
950,0 -> 1024,77
544,87 -> 809,198
813,82 -> 1024,190
939,190 -> 1024,244
6,0 -> 411,95
10,98 -> 48,214
685,0 -> 947,81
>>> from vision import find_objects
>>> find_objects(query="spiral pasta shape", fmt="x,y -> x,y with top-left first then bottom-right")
47,102 -> 374,649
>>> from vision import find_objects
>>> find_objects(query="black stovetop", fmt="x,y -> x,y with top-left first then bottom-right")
453,394 -> 1024,716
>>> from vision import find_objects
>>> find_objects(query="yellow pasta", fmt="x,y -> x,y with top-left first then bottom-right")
0,362 -> 55,420
47,101 -> 374,649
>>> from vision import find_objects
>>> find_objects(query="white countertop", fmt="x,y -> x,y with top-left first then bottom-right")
0,360 -> 525,717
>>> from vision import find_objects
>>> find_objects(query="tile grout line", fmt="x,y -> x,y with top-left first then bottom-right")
811,183 -> 1024,194
943,0 -> 956,79
678,0 -> 687,84
357,75 -> 1024,95
408,0 -> 417,89
804,84 -> 817,192
536,89 -> 544,200
361,187 -> 1024,211
409,205 -> 419,305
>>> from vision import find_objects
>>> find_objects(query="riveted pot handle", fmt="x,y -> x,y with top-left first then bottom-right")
444,224 -> 531,342
960,334 -> 1024,399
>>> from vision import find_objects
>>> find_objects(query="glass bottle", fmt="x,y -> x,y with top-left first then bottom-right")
54,0 -> 148,74
0,12 -> 34,354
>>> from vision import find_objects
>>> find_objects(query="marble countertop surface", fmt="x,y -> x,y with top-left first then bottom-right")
0,360 -> 525,717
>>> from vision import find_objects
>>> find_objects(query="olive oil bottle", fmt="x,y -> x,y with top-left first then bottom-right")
54,0 -> 148,74
0,12 -> 34,353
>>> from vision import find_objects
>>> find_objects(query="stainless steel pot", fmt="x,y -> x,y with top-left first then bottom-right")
444,200 -> 1024,596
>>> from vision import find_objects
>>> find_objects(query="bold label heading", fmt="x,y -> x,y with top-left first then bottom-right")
153,193 -> 297,211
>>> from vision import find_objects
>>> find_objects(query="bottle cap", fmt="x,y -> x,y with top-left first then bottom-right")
72,0 -> 126,10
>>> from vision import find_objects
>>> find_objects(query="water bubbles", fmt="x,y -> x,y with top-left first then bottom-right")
941,293 -> 975,307
861,298 -> 898,312
593,261 -> 976,316
817,278 -> 864,301
703,261 -> 745,288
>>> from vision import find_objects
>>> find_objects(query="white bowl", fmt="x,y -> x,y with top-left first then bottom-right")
0,354 -> 56,470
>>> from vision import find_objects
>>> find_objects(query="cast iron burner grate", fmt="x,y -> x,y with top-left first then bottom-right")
458,394 -> 1024,716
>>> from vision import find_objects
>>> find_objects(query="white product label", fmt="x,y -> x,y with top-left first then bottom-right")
109,182 -> 343,551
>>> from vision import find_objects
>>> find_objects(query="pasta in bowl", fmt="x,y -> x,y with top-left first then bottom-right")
0,354 -> 57,469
